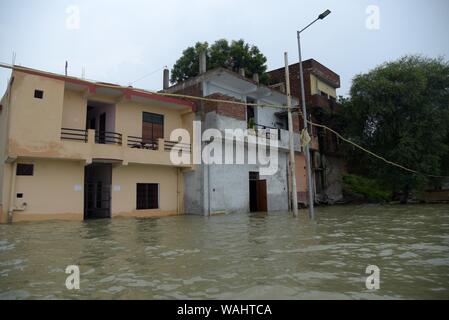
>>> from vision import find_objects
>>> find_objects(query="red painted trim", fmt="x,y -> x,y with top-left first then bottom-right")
122,88 -> 196,111
14,67 -> 195,111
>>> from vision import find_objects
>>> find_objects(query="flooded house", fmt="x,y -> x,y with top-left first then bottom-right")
163,54 -> 345,214
267,59 -> 345,204
163,52 -> 305,215
0,58 -> 345,223
0,66 -> 195,223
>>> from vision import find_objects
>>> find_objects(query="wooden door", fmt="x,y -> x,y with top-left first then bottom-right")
142,113 -> 164,143
256,180 -> 267,212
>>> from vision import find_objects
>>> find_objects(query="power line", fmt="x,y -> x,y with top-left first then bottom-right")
0,61 -> 447,179
129,66 -> 166,86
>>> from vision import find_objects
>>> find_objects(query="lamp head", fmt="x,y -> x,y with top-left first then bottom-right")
318,9 -> 331,20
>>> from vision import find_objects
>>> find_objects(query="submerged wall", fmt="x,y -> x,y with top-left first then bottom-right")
323,155 -> 346,203
11,158 -> 84,222
112,163 -> 181,217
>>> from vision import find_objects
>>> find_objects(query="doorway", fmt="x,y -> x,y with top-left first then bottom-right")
249,171 -> 267,212
98,113 -> 106,144
86,101 -> 116,145
84,163 -> 112,219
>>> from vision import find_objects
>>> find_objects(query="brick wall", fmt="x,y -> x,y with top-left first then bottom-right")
171,83 -> 203,113
171,83 -> 246,121
267,59 -> 340,105
203,93 -> 246,121
292,114 -> 301,133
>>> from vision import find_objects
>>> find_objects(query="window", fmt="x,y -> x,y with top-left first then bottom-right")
34,90 -> 44,99
136,183 -> 159,209
142,112 -> 164,142
246,97 -> 256,128
249,171 -> 260,181
17,164 -> 34,176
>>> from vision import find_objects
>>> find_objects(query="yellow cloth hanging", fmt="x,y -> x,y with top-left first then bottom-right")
300,128 -> 311,148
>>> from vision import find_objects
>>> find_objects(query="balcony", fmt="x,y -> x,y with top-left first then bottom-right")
61,128 -> 88,142
309,94 -> 341,112
95,131 -> 122,145
58,128 -> 192,167
249,123 -> 281,140
127,136 -> 158,150
164,140 -> 191,153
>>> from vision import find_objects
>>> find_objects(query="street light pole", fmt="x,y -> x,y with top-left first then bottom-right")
296,9 -> 331,219
284,52 -> 298,217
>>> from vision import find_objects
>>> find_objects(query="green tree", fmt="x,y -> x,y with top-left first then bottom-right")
342,55 -> 449,203
170,39 -> 268,84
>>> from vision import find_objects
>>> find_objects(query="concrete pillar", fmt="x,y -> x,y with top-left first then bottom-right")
252,73 -> 259,83
163,68 -> 169,90
87,129 -> 95,144
239,68 -> 245,77
199,51 -> 207,74
158,138 -> 165,152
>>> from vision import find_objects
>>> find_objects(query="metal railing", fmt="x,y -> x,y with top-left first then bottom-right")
164,140 -> 191,153
61,128 -> 88,142
127,136 -> 159,150
95,131 -> 122,145
253,124 -> 281,140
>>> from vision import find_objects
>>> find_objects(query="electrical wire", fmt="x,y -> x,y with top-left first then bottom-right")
129,66 -> 166,85
1,61 -> 448,179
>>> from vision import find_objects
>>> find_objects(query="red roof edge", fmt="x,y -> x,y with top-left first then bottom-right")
13,67 -> 195,111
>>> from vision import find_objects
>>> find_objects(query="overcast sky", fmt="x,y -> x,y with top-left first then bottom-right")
1,0 -> 448,97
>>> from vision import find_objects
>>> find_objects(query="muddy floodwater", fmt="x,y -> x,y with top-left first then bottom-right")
1,204 -> 449,299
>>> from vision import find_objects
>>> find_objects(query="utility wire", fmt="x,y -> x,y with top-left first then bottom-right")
1,61 -> 448,179
129,66 -> 166,86
296,110 -> 449,179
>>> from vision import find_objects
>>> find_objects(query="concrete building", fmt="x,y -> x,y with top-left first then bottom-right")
0,65 -> 195,223
0,57 -> 345,223
163,58 -> 308,215
267,59 -> 346,204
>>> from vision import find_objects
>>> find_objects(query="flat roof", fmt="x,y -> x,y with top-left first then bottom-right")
7,64 -> 195,111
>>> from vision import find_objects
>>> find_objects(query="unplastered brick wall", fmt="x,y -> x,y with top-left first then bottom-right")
172,83 -> 203,112
292,114 -> 301,133
203,93 -> 246,121
268,63 -> 306,101
267,60 -> 340,104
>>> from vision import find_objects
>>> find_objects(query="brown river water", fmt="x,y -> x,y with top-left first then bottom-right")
1,204 -> 449,299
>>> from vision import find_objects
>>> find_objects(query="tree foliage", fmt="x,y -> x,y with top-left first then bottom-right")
341,55 -> 449,200
170,39 -> 268,84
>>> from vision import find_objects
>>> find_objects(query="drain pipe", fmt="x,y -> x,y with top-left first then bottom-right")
7,161 -> 17,223
176,167 -> 181,215
207,143 -> 211,217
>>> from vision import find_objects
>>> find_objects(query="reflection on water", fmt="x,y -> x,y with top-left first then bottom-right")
1,204 -> 449,299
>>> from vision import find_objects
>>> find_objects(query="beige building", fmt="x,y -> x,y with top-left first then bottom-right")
0,66 -> 195,223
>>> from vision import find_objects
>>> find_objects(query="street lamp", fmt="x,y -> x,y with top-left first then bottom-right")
297,9 -> 331,219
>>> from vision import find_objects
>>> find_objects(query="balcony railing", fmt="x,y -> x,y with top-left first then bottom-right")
127,136 -> 158,150
61,128 -> 88,142
253,123 -> 281,140
61,128 -> 191,154
164,140 -> 191,153
95,131 -> 122,145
